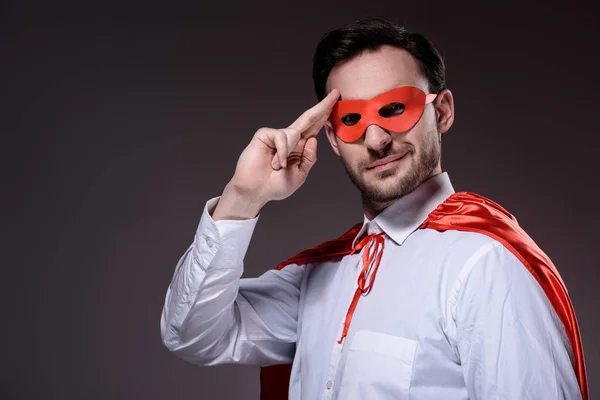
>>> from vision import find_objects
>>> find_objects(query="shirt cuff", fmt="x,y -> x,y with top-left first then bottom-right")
193,196 -> 260,270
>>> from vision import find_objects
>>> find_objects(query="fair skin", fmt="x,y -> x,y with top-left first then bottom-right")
213,45 -> 454,222
324,45 -> 455,219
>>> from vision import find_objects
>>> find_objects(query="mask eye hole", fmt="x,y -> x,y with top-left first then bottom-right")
341,113 -> 361,126
378,102 -> 405,118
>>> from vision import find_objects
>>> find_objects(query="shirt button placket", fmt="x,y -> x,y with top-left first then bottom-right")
321,255 -> 362,400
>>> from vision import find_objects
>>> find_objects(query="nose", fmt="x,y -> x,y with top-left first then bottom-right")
363,124 -> 392,152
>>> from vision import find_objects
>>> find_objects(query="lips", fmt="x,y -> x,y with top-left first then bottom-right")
367,153 -> 406,169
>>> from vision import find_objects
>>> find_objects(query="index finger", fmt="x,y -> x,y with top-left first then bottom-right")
288,89 -> 340,133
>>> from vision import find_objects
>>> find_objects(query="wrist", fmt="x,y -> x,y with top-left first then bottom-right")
212,182 -> 267,221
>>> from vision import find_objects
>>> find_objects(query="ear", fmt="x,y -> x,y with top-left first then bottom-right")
324,119 -> 341,157
434,89 -> 455,136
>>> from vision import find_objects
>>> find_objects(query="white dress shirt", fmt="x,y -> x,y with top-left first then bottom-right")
160,172 -> 581,399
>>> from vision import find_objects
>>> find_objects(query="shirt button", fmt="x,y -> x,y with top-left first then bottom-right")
205,236 -> 213,248
326,380 -> 333,390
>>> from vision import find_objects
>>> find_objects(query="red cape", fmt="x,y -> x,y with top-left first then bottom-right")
259,192 -> 588,400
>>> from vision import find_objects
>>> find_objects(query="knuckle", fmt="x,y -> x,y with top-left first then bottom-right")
276,130 -> 287,144
286,128 -> 298,139
255,127 -> 270,136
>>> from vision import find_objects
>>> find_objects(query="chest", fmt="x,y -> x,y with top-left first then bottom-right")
294,231 -> 467,399
302,233 -> 456,336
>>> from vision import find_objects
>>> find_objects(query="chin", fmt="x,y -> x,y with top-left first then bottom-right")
361,180 -> 404,203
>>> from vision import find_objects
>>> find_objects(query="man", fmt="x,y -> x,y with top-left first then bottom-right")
160,17 -> 588,399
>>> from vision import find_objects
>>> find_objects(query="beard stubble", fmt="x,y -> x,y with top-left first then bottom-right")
341,129 -> 441,203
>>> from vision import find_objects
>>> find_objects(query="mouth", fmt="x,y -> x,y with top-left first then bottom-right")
366,153 -> 407,172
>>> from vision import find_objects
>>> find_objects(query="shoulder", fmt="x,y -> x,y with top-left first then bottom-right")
411,226 -> 505,276
431,226 -> 539,300
424,191 -> 520,228
417,224 -> 549,319
420,189 -> 547,292
450,238 -> 562,332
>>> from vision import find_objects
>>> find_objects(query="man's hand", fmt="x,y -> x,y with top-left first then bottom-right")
213,90 -> 340,220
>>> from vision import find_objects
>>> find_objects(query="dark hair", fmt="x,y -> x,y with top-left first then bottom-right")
312,17 -> 446,101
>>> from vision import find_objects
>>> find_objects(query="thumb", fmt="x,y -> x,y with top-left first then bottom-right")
299,137 -> 318,174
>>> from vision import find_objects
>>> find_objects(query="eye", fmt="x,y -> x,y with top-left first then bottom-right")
341,113 -> 361,126
378,102 -> 405,118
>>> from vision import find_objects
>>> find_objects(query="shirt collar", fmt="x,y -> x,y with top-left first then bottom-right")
352,172 -> 456,248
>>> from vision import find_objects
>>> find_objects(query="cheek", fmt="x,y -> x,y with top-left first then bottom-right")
404,111 -> 437,149
337,142 -> 364,169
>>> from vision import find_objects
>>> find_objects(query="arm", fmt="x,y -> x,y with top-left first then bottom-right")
160,196 -> 302,366
160,89 -> 340,367
453,241 -> 581,399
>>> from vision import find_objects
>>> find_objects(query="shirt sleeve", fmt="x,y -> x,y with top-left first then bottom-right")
160,196 -> 301,367
453,240 -> 582,399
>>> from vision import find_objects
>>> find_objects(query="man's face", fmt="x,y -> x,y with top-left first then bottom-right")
324,45 -> 453,206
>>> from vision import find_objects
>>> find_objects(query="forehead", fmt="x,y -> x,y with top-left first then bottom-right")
326,45 -> 429,101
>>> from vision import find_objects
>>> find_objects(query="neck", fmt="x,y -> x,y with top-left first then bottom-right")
363,198 -> 394,221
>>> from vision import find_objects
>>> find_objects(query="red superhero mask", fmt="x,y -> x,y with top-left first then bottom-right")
330,86 -> 438,143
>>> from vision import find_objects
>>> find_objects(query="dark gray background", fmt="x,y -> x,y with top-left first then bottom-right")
2,0 -> 598,399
